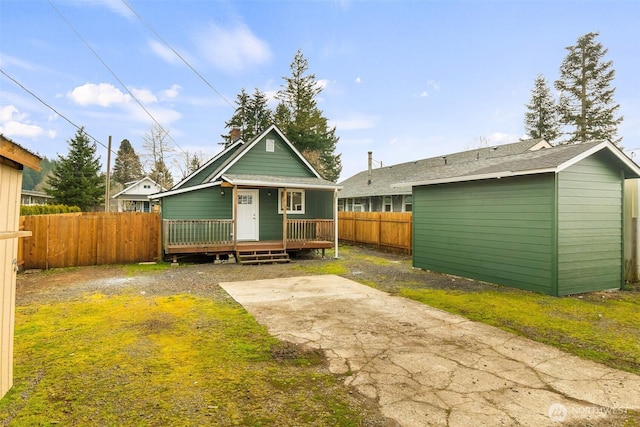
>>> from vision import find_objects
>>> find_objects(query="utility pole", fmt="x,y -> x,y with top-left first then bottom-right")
104,135 -> 112,212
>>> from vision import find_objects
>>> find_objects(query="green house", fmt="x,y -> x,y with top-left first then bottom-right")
150,125 -> 341,263
396,141 -> 640,296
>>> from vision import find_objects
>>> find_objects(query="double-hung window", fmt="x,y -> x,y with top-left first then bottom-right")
278,189 -> 305,214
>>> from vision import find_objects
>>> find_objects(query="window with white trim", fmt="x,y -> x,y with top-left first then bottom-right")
278,189 -> 305,214
383,196 -> 392,212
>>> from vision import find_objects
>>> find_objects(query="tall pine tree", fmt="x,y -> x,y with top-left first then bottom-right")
223,87 -> 273,146
276,50 -> 342,182
554,32 -> 623,145
112,139 -> 143,186
524,74 -> 561,143
46,128 -> 104,211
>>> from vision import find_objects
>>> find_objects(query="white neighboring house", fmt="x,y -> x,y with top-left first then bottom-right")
112,177 -> 165,212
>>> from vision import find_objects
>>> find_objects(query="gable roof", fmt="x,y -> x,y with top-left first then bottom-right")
112,176 -> 166,199
339,138 -> 550,198
151,124 -> 338,199
394,141 -> 640,188
0,134 -> 42,171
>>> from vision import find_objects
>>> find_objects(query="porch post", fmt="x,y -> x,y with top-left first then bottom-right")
334,188 -> 339,258
232,185 -> 238,252
282,188 -> 288,250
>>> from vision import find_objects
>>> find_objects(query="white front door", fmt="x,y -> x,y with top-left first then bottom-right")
237,189 -> 259,241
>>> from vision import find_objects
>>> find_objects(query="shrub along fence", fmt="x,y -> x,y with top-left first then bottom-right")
338,212 -> 412,254
18,212 -> 161,270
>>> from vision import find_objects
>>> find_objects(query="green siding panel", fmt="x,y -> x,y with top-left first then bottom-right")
557,152 -> 624,295
259,188 -> 283,240
161,186 -> 232,220
413,175 -> 556,295
180,145 -> 242,188
228,131 -> 315,177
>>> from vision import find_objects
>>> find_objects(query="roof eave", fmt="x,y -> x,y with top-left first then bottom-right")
149,181 -> 223,199
222,175 -> 342,190
394,168 -> 557,188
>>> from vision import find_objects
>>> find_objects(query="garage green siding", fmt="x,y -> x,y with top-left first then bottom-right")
557,152 -> 624,295
413,175 -> 556,294
161,186 -> 231,220
228,132 -> 314,177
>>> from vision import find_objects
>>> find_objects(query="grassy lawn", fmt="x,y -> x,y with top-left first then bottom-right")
0,289 -> 367,426
400,287 -> 640,375
316,246 -> 640,377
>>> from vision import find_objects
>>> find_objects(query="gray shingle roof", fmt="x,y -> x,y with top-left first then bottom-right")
395,141 -> 640,187
338,139 -> 548,198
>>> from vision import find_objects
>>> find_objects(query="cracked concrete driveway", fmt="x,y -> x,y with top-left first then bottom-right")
220,275 -> 640,427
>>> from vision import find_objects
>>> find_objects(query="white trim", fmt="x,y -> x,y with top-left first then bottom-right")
112,176 -> 165,199
394,141 -> 640,188
236,189 -> 260,241
222,174 -> 341,190
148,181 -> 223,199
278,188 -> 306,214
172,139 -> 245,190
556,141 -> 640,175
215,125 -> 323,180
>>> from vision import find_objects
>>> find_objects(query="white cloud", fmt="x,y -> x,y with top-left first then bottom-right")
0,105 -> 44,138
0,120 -> 44,138
0,105 -> 26,122
488,132 -> 516,144
163,84 -> 182,99
82,0 -> 135,19
149,40 -> 181,64
131,88 -> 157,104
68,83 -> 129,107
330,113 -> 378,131
419,91 -> 428,98
316,79 -> 330,91
196,21 -> 271,73
355,77 -> 361,84
427,79 -> 441,91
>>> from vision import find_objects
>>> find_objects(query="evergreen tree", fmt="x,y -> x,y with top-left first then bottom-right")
276,50 -> 342,181
554,32 -> 623,144
112,139 -> 144,186
223,87 -> 273,146
149,159 -> 173,189
524,74 -> 561,143
22,157 -> 55,191
46,128 -> 104,211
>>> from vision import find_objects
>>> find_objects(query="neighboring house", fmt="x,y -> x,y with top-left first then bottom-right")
150,125 -> 341,263
338,139 -> 551,212
394,141 -> 640,296
112,176 -> 165,212
20,189 -> 53,206
0,134 -> 41,399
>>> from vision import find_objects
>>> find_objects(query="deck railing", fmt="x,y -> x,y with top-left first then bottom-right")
164,219 -> 234,247
286,219 -> 334,242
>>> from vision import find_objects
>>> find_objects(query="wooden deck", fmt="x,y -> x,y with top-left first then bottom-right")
164,240 -> 332,255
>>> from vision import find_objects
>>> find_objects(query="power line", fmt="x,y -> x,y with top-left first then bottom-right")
121,0 -> 235,110
0,67 -> 111,154
48,0 -> 187,155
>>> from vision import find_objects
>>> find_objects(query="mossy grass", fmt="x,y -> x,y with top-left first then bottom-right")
1,293 -> 366,426
400,288 -> 640,375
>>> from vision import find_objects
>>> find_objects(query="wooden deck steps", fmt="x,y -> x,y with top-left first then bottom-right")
236,249 -> 290,265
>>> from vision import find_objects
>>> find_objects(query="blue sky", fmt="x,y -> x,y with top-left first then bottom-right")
1,0 -> 639,182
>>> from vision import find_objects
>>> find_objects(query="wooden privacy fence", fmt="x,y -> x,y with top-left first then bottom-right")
18,212 -> 161,270
338,212 -> 412,254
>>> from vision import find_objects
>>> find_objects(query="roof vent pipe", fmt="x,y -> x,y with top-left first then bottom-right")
368,151 -> 373,185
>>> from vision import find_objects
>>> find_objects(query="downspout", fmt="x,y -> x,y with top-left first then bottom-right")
232,185 -> 238,253
282,188 -> 288,250
334,188 -> 339,258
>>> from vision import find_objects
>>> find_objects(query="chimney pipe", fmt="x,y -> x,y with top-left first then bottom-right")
230,127 -> 241,142
368,151 -> 373,185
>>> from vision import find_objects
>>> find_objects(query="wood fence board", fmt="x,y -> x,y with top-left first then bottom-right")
338,212 -> 412,254
18,212 -> 162,270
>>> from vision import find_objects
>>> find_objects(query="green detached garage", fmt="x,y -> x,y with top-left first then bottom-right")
395,141 -> 640,296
